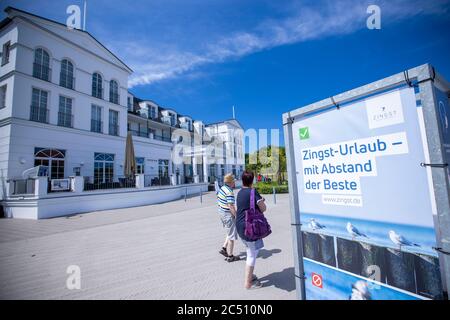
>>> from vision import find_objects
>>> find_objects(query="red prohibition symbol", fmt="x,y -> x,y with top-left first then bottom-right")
312,273 -> 323,288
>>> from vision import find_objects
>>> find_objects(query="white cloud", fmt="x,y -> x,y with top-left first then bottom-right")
117,0 -> 449,88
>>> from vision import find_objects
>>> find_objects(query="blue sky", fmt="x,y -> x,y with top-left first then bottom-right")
1,0 -> 450,151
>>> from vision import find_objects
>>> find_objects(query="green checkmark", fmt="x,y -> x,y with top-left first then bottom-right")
299,127 -> 310,140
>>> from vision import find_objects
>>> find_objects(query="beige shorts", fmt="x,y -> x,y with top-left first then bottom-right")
219,211 -> 238,241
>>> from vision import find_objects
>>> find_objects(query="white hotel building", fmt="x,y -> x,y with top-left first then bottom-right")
0,7 -> 245,219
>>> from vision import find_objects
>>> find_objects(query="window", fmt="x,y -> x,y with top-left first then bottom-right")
136,157 -> 145,174
0,85 -> 6,109
94,153 -> 114,184
34,148 -> 65,179
149,128 -> 156,138
127,97 -> 132,111
58,96 -> 73,128
108,110 -> 119,136
60,59 -> 74,89
170,113 -> 176,126
92,72 -> 103,99
158,159 -> 169,179
149,105 -> 157,119
1,41 -> 10,65
91,104 -> 102,133
33,48 -> 50,81
30,88 -> 49,123
109,80 -> 119,104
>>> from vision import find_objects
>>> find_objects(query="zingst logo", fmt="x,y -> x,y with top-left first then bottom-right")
366,91 -> 405,129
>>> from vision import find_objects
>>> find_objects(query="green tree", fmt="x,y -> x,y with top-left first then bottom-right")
245,145 -> 287,183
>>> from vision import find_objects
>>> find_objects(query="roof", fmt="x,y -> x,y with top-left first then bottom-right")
3,6 -> 133,73
0,17 -> 12,30
206,119 -> 244,129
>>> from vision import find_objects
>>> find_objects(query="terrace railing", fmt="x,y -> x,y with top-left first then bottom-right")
83,176 -> 136,191
144,175 -> 171,187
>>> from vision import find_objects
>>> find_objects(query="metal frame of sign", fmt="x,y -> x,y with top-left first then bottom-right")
282,64 -> 450,300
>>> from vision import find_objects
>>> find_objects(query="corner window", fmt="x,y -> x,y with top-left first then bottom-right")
0,85 -> 6,109
1,41 -> 11,66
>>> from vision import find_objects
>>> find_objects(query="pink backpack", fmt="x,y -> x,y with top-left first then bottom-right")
244,189 -> 272,240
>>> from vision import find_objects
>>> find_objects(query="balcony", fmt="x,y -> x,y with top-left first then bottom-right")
30,105 -> 49,124
129,129 -> 150,138
154,134 -> 172,143
33,63 -> 51,82
58,112 -> 73,128
91,119 -> 103,133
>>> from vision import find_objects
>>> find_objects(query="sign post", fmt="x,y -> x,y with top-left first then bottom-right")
283,64 -> 450,300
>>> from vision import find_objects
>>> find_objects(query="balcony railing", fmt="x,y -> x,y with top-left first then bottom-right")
9,178 -> 35,195
33,63 -> 51,82
109,93 -> 120,105
91,119 -> 103,133
144,175 -> 171,187
109,124 -> 119,136
60,75 -> 75,90
92,88 -> 103,99
153,135 -> 172,143
84,176 -> 136,191
129,129 -> 149,138
58,112 -> 73,128
30,105 -> 49,123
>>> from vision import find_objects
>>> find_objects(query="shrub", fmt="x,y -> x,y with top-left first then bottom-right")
255,183 -> 289,194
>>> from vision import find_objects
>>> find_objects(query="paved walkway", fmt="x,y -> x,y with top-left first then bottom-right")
0,192 -> 296,300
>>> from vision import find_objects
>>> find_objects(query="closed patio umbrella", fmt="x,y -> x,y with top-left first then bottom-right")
124,132 -> 136,178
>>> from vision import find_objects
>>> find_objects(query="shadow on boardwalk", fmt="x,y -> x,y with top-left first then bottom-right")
258,267 -> 296,292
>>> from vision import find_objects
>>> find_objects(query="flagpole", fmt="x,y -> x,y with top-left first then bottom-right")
232,105 -> 235,119
83,1 -> 87,31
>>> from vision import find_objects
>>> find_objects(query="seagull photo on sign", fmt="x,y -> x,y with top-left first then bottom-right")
346,222 -> 368,240
309,218 -> 326,231
349,280 -> 372,300
389,230 -> 420,251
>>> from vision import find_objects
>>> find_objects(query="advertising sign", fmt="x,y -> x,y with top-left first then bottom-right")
290,86 -> 443,300
435,87 -> 450,184
51,179 -> 70,191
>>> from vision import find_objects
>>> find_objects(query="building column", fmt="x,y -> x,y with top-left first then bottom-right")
70,176 -> 84,193
34,177 -> 48,197
193,156 -> 199,183
135,174 -> 145,188
203,154 -> 209,183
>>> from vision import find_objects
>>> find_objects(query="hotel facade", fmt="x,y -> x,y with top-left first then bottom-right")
0,7 -> 245,219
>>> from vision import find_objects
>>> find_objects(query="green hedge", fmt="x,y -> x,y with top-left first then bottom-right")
255,183 -> 289,194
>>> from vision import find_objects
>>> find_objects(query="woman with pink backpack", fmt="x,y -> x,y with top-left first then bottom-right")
236,171 -> 271,290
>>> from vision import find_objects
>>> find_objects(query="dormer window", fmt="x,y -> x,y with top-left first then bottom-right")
170,113 -> 176,126
148,105 -> 157,119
